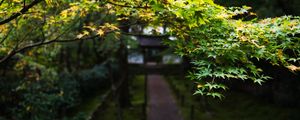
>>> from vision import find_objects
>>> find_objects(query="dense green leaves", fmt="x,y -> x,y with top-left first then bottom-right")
157,1 -> 300,98
0,0 -> 300,111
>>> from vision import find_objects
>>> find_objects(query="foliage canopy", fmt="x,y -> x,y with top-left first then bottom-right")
1,0 -> 300,100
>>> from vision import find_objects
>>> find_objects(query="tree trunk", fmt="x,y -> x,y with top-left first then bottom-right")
118,23 -> 131,108
118,36 -> 131,108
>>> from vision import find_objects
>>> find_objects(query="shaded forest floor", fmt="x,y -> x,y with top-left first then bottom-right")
90,75 -> 145,120
166,75 -> 300,120
69,74 -> 300,120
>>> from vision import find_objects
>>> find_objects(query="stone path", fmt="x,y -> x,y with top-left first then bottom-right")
147,74 -> 184,120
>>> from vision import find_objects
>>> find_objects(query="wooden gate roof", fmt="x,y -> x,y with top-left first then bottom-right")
136,35 -> 168,48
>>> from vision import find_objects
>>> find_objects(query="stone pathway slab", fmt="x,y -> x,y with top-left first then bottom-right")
147,74 -> 184,120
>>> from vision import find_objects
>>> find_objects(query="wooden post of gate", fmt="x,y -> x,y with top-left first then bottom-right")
143,48 -> 147,120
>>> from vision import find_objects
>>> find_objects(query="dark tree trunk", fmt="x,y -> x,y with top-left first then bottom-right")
118,36 -> 131,108
118,23 -> 131,108
76,40 -> 83,68
65,47 -> 72,71
92,39 -> 101,63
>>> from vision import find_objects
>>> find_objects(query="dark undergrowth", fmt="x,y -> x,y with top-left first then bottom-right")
91,75 -> 145,120
165,75 -> 300,120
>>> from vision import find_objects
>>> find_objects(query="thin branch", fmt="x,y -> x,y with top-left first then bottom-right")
122,31 -> 169,37
0,35 -> 99,64
0,27 -> 13,44
23,0 -> 26,8
107,1 -> 150,9
0,28 -> 120,64
0,15 -> 86,64
18,25 -> 37,44
0,0 -> 4,6
0,0 -> 43,25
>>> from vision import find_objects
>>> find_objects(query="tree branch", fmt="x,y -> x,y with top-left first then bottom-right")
0,0 -> 5,6
0,0 -> 43,25
106,1 -> 150,9
0,27 -> 13,44
0,35 -> 99,64
122,31 -> 169,37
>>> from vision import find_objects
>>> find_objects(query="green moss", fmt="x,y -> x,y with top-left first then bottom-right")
123,75 -> 145,120
130,75 -> 145,105
92,75 -> 145,120
93,102 -> 118,120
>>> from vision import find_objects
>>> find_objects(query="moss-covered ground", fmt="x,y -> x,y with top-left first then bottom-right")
92,75 -> 145,120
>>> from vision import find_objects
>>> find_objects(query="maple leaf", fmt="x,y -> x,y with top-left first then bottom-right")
286,65 -> 300,71
97,29 -> 105,36
76,34 -> 84,38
